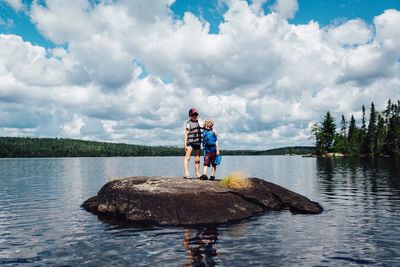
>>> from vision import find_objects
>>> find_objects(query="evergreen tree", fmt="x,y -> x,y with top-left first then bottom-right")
384,101 -> 400,156
314,99 -> 400,157
360,105 -> 368,154
322,111 -> 336,152
313,111 -> 336,154
347,115 -> 359,154
333,115 -> 349,154
375,114 -> 386,155
366,102 -> 377,155
340,115 -> 347,137
311,123 -> 324,155
348,115 -> 356,142
384,99 -> 392,123
361,105 -> 366,132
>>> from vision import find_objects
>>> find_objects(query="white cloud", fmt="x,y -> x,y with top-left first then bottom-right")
30,0 -> 96,45
0,1 -> 400,149
62,114 -> 85,137
374,9 -> 400,45
0,17 -> 14,28
0,34 -> 67,87
329,19 -> 372,45
2,0 -> 23,11
271,0 -> 298,19
337,43 -> 397,84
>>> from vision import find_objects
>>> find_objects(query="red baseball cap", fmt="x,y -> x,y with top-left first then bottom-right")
188,108 -> 199,116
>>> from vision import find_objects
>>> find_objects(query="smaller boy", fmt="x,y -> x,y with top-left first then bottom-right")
200,120 -> 220,180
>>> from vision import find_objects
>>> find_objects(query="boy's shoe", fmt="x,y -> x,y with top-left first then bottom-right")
209,176 -> 215,180
199,174 -> 208,180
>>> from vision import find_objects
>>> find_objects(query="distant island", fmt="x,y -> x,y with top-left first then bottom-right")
0,137 -> 315,158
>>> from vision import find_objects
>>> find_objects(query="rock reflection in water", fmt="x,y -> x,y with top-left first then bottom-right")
182,227 -> 219,267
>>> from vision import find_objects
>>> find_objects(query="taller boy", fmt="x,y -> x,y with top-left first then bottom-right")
184,108 -> 202,178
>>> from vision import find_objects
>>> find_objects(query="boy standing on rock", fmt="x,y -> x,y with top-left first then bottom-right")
184,108 -> 202,178
200,119 -> 220,180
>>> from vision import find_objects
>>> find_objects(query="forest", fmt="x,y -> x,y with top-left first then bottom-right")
312,99 -> 400,156
0,137 -> 314,158
0,137 -> 184,157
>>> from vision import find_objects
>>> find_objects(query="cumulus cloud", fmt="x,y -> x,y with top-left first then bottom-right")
0,0 -> 400,149
374,9 -> 400,44
271,0 -> 298,19
62,114 -> 85,137
329,19 -> 373,45
0,34 -> 67,87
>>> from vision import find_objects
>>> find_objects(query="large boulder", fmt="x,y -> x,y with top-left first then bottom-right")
82,176 -> 323,226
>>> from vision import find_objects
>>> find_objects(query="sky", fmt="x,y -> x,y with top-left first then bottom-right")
0,0 -> 399,149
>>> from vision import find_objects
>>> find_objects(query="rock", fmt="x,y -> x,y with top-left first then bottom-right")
82,176 -> 323,226
302,154 -> 317,158
325,153 -> 345,158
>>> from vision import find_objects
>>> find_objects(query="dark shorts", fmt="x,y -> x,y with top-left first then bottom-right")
187,143 -> 201,150
204,152 -> 217,167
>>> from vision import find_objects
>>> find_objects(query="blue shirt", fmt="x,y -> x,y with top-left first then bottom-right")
202,129 -> 217,153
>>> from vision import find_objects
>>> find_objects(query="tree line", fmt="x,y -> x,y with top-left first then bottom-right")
312,99 -> 400,156
0,137 -> 315,158
0,137 -> 184,157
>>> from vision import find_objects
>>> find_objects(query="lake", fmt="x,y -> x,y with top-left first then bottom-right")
0,156 -> 399,266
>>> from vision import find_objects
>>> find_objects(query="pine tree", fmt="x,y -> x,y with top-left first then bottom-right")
360,105 -> 368,154
384,101 -> 400,156
384,99 -> 392,124
312,123 -> 323,155
347,115 -> 359,154
333,115 -> 349,154
315,99 -> 400,157
366,102 -> 377,155
348,115 -> 356,142
340,115 -> 347,137
321,111 -> 336,153
361,105 -> 366,132
376,114 -> 386,155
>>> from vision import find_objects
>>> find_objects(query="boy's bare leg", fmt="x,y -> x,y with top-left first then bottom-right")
194,148 -> 201,177
212,166 -> 216,177
184,146 -> 193,177
203,165 -> 208,175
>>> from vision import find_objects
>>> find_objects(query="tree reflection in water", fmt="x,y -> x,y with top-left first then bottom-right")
182,227 -> 220,267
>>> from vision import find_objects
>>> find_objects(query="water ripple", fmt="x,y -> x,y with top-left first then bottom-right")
0,156 -> 400,266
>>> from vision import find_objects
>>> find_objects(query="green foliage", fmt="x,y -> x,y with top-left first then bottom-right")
313,100 -> 400,157
0,137 -> 315,158
0,137 -> 184,157
312,111 -> 336,155
366,102 -> 377,154
222,146 -> 316,156
384,101 -> 400,156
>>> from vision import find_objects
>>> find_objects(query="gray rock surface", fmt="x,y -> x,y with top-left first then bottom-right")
82,176 -> 323,226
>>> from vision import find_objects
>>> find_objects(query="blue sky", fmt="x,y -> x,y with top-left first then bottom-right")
0,0 -> 399,149
172,0 -> 400,30
2,0 -> 400,47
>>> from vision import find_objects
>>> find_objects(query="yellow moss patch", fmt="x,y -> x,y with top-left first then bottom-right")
221,172 -> 251,189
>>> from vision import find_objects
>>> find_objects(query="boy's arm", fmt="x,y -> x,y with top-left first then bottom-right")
184,128 -> 188,150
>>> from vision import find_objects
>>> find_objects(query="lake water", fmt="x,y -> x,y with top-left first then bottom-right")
0,156 -> 400,266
